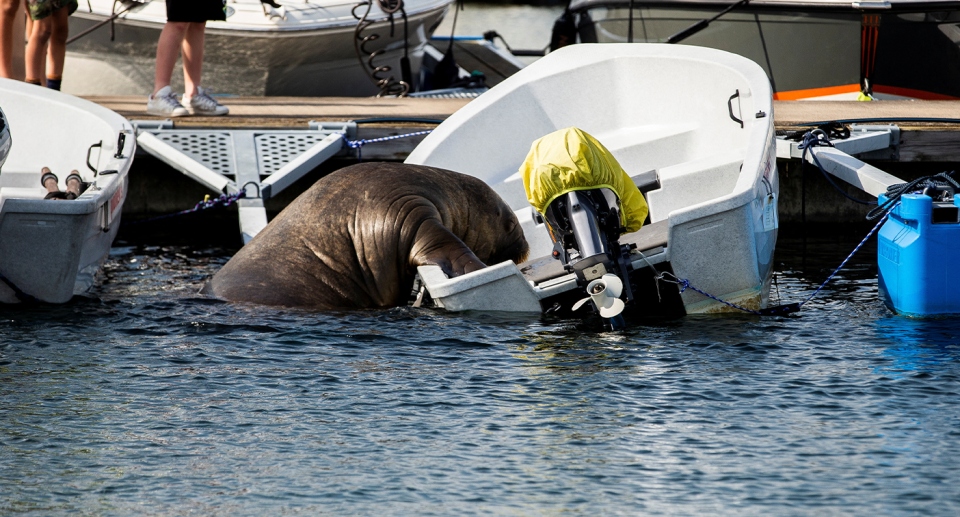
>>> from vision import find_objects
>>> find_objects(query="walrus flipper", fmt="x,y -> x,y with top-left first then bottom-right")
410,219 -> 487,278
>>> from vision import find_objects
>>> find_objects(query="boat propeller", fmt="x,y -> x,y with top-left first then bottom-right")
572,273 -> 626,318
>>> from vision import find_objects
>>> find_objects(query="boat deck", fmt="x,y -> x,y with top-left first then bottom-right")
518,220 -> 670,284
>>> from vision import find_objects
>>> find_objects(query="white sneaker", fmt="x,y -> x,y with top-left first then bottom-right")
147,86 -> 189,117
185,87 -> 229,116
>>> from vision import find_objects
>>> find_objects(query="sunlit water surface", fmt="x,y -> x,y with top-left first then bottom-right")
2,230 -> 960,515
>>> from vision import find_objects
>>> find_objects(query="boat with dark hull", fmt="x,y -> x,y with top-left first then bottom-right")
563,0 -> 960,100
64,0 -> 452,97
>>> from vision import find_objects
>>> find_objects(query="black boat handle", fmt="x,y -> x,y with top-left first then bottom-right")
728,89 -> 743,128
114,132 -> 126,159
87,140 -> 102,176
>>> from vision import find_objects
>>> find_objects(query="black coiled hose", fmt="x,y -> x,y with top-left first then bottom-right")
866,170 -> 960,220
353,0 -> 411,97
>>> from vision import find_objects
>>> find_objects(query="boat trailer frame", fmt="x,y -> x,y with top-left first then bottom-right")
133,119 -> 358,243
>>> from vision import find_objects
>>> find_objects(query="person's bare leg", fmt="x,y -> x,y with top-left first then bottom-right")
45,7 -> 66,76
24,14 -> 50,84
41,167 -> 63,199
65,170 -> 82,198
0,0 -> 21,78
41,6 -> 66,88
11,0 -> 24,79
153,21 -> 188,96
181,21 -> 204,97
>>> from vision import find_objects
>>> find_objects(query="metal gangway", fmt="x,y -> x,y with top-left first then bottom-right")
134,120 -> 358,244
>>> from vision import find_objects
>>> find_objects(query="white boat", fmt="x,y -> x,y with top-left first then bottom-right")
64,0 -> 453,97
406,43 -> 779,315
0,79 -> 134,304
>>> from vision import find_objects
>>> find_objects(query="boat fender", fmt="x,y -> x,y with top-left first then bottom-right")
549,10 -> 577,52
431,49 -> 461,90
577,11 -> 597,44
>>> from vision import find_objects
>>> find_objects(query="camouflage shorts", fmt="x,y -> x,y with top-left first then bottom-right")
27,0 -> 79,21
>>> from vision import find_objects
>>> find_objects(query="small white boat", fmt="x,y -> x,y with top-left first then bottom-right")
64,0 -> 453,97
406,43 -> 779,315
0,79 -> 134,304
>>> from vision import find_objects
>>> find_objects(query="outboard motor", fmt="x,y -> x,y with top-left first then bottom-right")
0,106 -> 11,172
543,188 -> 636,327
520,127 -> 649,329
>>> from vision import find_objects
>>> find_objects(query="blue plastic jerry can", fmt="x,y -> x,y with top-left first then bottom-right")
877,193 -> 960,317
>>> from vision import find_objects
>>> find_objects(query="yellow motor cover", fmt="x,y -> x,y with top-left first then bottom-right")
519,127 -> 648,233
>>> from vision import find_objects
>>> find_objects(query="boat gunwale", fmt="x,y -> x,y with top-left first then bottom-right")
70,0 -> 452,34
0,79 -> 134,217
406,42 -> 774,251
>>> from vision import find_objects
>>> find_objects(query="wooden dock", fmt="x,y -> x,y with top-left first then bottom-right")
776,100 -> 960,163
89,96 -> 960,162
97,95 -> 960,225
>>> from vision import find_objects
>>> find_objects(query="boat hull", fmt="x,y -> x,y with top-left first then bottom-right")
572,3 -> 960,100
0,79 -> 133,304
407,43 -> 778,315
64,6 -> 448,97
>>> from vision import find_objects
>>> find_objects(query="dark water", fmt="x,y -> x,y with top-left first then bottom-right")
2,229 -> 960,515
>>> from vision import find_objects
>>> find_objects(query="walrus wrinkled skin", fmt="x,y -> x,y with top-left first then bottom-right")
200,162 -> 530,308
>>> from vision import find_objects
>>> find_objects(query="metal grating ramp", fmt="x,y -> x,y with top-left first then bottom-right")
134,120 -> 357,245
154,132 -> 236,176
408,87 -> 488,99
255,133 -> 327,175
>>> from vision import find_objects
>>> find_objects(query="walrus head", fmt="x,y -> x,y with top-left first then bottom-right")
452,174 -> 530,268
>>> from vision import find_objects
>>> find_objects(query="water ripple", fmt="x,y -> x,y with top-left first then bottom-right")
1,235 -> 960,515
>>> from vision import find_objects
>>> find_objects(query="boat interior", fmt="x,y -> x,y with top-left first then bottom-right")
0,88 -> 119,208
406,44 -> 770,261
406,43 -> 775,314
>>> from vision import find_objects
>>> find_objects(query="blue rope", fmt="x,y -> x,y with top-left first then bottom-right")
792,206 -> 894,308
124,191 -> 247,226
123,129 -> 432,226
337,130 -> 433,161
657,204 -> 898,316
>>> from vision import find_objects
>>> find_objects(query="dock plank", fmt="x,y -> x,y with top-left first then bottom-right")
773,100 -> 960,127
88,96 -> 960,128
88,96 -> 960,162
83,95 -> 473,127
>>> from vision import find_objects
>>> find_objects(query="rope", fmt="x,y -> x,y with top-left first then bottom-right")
122,129 -> 431,226
124,191 -> 246,226
866,170 -> 958,220
655,205 -> 898,316
337,129 -> 432,161
658,271 -> 763,315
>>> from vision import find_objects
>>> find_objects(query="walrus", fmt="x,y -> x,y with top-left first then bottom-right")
200,162 -> 530,308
